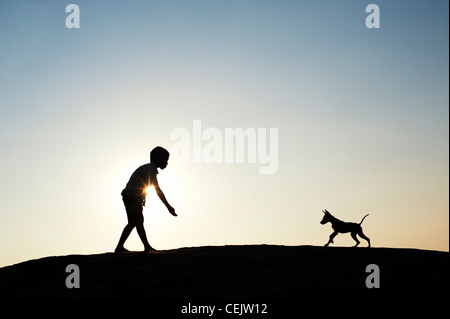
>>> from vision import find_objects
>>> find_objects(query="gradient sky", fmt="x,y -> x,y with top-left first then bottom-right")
0,0 -> 448,267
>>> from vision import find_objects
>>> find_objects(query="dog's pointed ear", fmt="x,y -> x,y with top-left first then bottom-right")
322,210 -> 325,213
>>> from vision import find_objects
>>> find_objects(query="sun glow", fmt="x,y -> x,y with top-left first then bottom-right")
144,166 -> 186,209
145,186 -> 154,197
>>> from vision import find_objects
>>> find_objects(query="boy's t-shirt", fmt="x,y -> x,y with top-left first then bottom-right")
122,163 -> 158,197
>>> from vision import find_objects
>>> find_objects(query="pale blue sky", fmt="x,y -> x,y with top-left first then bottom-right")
0,1 -> 448,267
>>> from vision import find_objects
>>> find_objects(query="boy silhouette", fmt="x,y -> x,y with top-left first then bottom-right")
115,146 -> 177,253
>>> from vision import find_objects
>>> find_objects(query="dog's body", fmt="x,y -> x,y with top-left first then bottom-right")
320,209 -> 371,247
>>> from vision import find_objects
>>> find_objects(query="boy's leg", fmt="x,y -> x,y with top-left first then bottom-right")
136,222 -> 153,251
116,194 -> 153,252
115,224 -> 134,252
115,195 -> 141,252
131,202 -> 153,250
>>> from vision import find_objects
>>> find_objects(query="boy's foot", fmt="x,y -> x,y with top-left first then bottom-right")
114,246 -> 129,253
144,245 -> 156,252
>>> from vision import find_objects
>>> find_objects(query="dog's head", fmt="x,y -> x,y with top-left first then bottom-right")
320,209 -> 331,225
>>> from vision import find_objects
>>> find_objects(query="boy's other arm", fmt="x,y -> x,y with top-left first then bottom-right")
155,185 -> 177,216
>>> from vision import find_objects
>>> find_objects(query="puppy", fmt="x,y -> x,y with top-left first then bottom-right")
320,209 -> 371,247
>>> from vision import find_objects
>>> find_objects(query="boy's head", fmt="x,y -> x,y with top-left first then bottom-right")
150,146 -> 170,169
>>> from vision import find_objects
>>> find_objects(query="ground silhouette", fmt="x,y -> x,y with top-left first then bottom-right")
0,245 -> 448,307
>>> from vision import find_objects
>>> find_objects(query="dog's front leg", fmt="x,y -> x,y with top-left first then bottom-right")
325,231 -> 338,247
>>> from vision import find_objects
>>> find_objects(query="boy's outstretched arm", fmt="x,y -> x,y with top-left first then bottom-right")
155,185 -> 177,216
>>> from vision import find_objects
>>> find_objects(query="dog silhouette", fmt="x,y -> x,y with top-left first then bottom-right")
320,209 -> 371,247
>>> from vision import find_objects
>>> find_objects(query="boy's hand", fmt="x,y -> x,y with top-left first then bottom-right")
168,206 -> 177,217
155,185 -> 177,216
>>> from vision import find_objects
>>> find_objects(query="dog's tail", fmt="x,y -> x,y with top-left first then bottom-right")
359,214 -> 370,225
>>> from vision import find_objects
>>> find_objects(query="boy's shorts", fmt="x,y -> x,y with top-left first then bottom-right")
122,193 -> 145,225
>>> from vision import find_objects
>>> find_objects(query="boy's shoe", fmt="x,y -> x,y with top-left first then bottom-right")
114,247 -> 129,253
144,246 -> 156,252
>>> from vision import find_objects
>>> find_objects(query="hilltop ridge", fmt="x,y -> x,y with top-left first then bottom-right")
0,245 -> 448,301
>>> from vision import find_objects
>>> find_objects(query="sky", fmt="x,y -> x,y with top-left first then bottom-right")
0,0 -> 448,267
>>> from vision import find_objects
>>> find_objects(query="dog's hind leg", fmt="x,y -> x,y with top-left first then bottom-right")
325,231 -> 338,247
351,232 -> 360,247
358,231 -> 371,248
